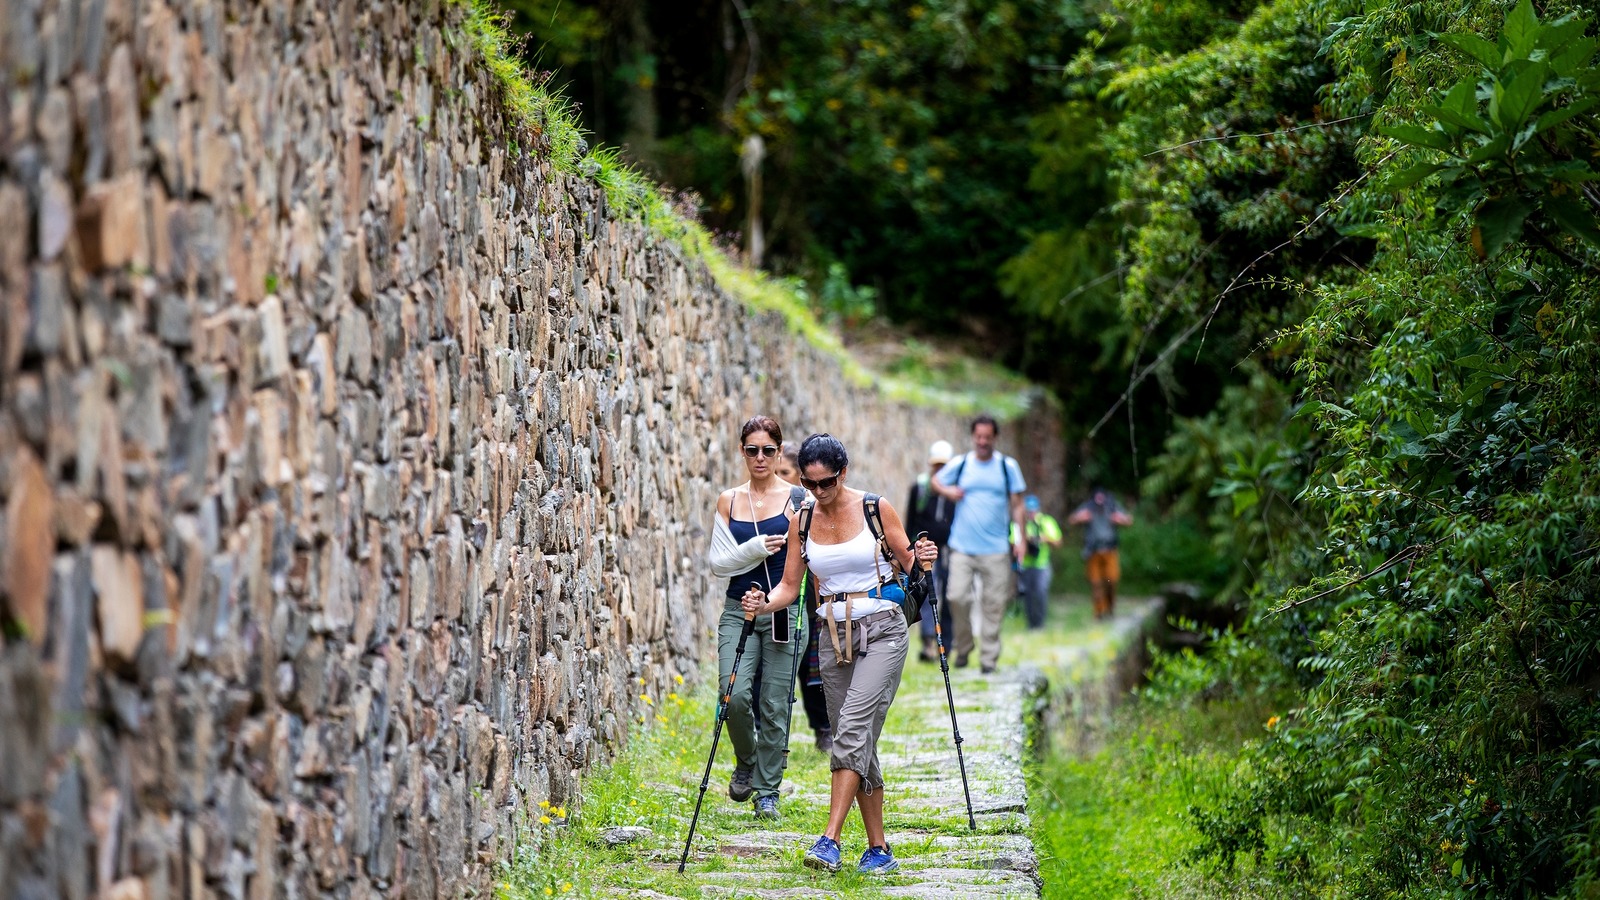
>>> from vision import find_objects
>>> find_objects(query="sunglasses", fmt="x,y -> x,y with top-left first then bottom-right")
799,472 -> 842,491
742,444 -> 780,459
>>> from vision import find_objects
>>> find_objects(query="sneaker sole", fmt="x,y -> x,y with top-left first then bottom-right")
803,854 -> 841,873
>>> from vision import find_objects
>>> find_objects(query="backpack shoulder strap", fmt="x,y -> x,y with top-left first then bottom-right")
947,453 -> 967,486
863,493 -> 886,543
788,485 -> 806,511
797,498 -> 815,562
999,453 -> 1013,497
862,494 -> 898,571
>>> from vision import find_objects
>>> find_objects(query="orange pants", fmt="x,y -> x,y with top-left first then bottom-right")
1086,550 -> 1120,618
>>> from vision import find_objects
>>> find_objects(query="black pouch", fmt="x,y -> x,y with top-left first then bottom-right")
899,572 -> 927,626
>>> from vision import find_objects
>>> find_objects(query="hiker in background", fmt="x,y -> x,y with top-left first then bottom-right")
1010,495 -> 1063,629
707,416 -> 805,819
1068,486 -> 1133,620
906,439 -> 956,662
932,414 -> 1027,675
777,441 -> 832,752
741,433 -> 938,875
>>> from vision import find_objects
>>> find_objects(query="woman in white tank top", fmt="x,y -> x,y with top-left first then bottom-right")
742,434 -> 938,876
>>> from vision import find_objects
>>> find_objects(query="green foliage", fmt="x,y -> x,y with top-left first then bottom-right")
1031,689 -> 1297,898
1379,0 -> 1600,261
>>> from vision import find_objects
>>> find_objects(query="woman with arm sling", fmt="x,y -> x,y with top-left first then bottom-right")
708,416 -> 804,819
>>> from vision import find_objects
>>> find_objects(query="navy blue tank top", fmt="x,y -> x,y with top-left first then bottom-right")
726,508 -> 793,599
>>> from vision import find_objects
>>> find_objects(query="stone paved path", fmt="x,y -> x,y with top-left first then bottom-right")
593,599 -> 1159,899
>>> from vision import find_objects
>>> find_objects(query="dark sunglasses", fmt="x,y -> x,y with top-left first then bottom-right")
742,444 -> 780,459
800,472 -> 842,491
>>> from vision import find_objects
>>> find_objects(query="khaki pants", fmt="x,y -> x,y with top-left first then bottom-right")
1086,550 -> 1120,618
946,550 -> 1014,670
818,611 -> 908,791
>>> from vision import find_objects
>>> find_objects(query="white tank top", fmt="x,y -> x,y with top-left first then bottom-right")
807,527 -> 897,620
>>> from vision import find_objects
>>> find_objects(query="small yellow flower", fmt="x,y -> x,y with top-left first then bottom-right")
544,888 -> 553,897
668,692 -> 680,702
637,677 -> 646,685
674,674 -> 685,684
539,815 -> 552,825
538,800 -> 551,809
553,806 -> 566,818
1266,716 -> 1280,729
641,695 -> 654,706
562,883 -> 573,892
655,715 -> 667,724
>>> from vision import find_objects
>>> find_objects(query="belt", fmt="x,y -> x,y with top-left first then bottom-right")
817,586 -> 900,665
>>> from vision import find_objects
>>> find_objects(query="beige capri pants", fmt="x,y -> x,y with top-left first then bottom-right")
818,608 -> 909,791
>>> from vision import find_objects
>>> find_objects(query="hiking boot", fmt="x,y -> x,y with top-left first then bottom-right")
814,726 -> 833,754
954,653 -> 970,669
919,636 -> 938,662
754,795 -> 781,819
728,763 -> 754,802
804,835 -> 842,873
857,845 -> 899,874
981,664 -> 997,675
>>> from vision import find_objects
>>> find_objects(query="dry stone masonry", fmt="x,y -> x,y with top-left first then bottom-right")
0,1 -> 1062,897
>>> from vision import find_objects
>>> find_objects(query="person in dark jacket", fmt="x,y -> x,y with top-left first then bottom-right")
905,440 -> 956,661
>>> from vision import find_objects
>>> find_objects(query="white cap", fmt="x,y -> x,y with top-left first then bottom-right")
928,440 -> 954,464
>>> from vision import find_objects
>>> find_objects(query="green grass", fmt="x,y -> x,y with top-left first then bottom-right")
1028,675 -> 1297,899
449,0 -> 1037,418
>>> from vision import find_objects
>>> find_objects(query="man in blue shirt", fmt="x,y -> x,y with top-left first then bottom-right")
932,414 -> 1026,674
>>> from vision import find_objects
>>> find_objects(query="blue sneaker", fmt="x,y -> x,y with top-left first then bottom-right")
754,795 -> 780,820
858,845 -> 899,874
803,835 -> 842,872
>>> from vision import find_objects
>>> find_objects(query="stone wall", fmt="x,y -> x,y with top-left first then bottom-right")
0,1 -> 1062,897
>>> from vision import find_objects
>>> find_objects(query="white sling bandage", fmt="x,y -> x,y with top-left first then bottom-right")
709,514 -> 774,578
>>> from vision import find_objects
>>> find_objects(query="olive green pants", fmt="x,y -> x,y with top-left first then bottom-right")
717,599 -> 801,800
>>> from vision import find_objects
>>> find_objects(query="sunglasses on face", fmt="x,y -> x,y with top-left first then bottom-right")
800,472 -> 842,491
743,444 -> 780,459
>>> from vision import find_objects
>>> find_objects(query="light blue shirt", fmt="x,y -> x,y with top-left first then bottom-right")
935,452 -> 1026,556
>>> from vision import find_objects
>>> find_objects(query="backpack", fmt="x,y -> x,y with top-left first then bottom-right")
796,493 -> 922,626
944,451 -> 1015,498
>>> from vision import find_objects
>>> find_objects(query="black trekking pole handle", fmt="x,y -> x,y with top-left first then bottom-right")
678,586 -> 761,872
919,535 -> 978,830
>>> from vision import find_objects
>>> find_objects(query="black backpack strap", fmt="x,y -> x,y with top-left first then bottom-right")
1000,452 -> 1014,497
947,453 -> 967,486
862,494 -> 898,570
797,498 -> 815,563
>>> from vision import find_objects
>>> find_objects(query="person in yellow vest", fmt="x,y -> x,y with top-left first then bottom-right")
1010,495 -> 1062,629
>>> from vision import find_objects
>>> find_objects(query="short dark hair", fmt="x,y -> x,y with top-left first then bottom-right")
970,414 -> 1000,435
798,433 -> 849,472
740,415 -> 783,445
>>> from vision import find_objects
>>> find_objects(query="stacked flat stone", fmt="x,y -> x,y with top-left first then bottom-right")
0,1 -> 1063,898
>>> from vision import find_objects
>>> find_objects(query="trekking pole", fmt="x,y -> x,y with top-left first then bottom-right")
678,591 -> 759,873
917,532 -> 977,830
